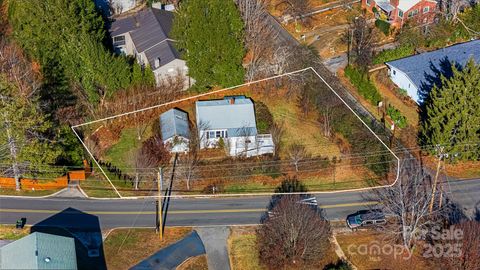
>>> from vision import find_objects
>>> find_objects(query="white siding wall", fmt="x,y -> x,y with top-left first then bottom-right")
388,66 -> 420,104
153,59 -> 193,89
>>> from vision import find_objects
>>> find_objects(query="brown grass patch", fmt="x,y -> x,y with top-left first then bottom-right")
336,230 -> 444,269
104,227 -> 192,270
177,255 -> 208,270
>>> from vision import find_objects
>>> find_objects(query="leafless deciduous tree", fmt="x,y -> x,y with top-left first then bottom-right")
281,0 -> 313,22
269,121 -> 285,158
446,220 -> 480,269
236,0 -> 279,81
439,0 -> 470,22
134,134 -> 171,190
349,16 -> 377,72
368,160 -> 446,250
287,143 -> 309,172
178,122 -> 205,190
0,38 -> 40,99
257,194 -> 331,269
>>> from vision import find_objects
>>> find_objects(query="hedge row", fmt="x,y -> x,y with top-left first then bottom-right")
344,65 -> 382,105
373,44 -> 414,65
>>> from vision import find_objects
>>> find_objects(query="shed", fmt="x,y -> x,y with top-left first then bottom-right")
160,108 -> 190,153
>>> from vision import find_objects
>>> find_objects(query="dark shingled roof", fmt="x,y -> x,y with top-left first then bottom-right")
386,40 -> 480,91
109,8 -> 179,68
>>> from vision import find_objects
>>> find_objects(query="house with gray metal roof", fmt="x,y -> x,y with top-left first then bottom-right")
0,232 -> 77,270
160,108 -> 190,153
385,39 -> 480,104
195,96 -> 274,157
109,8 -> 190,87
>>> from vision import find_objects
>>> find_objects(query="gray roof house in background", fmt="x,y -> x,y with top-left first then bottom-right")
160,108 -> 190,153
109,8 -> 191,87
196,96 -> 274,157
385,39 -> 480,104
0,232 -> 77,270
95,0 -> 137,15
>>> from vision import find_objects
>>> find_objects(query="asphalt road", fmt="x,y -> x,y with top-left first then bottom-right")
0,179 -> 478,230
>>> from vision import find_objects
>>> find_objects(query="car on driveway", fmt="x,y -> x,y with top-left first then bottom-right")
346,209 -> 385,230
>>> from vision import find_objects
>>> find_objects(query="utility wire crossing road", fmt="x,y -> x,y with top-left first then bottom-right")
0,179 -> 478,229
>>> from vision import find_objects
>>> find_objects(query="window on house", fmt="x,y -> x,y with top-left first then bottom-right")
113,35 -> 126,46
154,57 -> 161,68
216,131 -> 221,138
393,70 -> 396,75
366,0 -> 371,6
423,6 -> 429,13
207,131 -> 215,139
398,10 -> 404,18
408,9 -> 419,18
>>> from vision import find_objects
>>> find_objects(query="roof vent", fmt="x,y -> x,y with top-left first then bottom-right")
44,257 -> 51,263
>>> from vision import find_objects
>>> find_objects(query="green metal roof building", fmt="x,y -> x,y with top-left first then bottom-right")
0,232 -> 77,270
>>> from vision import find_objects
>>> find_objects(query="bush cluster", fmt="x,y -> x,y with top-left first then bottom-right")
386,105 -> 407,128
373,44 -> 414,65
375,19 -> 390,35
344,65 -> 382,105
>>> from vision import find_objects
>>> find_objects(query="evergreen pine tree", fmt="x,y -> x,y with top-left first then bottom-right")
172,0 -> 245,90
420,59 -> 480,161
0,77 -> 61,190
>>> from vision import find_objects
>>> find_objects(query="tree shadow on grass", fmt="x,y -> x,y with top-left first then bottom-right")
30,207 -> 106,270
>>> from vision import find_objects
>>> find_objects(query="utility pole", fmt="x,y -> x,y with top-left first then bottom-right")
156,167 -> 164,240
429,146 -> 445,213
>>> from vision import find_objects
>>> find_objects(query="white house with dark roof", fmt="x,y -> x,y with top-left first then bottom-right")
385,40 -> 480,104
0,232 -> 77,270
160,108 -> 190,153
195,96 -> 274,157
109,8 -> 191,87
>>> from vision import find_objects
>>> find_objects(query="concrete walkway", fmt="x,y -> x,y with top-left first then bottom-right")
196,226 -> 231,270
331,233 -> 358,270
53,181 -> 87,198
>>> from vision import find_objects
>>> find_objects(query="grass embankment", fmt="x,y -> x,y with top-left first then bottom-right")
0,188 -> 62,197
228,226 -> 339,270
104,227 -> 192,270
228,227 -> 265,270
336,230 -> 442,269
177,255 -> 208,270
0,225 -> 30,240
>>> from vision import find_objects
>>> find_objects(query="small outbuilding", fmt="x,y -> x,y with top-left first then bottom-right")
160,108 -> 190,153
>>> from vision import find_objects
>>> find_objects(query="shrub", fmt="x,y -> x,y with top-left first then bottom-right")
375,19 -> 390,35
386,104 -> 407,128
373,44 -> 414,64
254,101 -> 274,133
344,65 -> 382,105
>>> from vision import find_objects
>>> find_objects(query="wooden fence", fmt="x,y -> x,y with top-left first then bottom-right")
0,160 -> 92,190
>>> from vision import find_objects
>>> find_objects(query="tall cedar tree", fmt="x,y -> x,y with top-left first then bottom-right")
420,59 -> 480,161
8,0 -> 134,103
172,0 -> 245,89
0,78 -> 61,190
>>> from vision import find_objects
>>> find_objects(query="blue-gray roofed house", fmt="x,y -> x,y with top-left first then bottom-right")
0,232 -> 77,270
109,8 -> 192,88
160,108 -> 190,153
385,39 -> 480,104
195,96 -> 274,157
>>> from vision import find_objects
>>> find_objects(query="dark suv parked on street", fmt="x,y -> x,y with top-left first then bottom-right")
346,209 -> 386,230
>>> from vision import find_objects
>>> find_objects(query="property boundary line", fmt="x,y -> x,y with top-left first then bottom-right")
71,67 -> 400,199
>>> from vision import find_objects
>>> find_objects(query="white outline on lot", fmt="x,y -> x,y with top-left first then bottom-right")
71,67 -> 400,199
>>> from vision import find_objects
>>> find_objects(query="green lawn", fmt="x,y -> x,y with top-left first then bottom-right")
0,188 -> 61,197
103,128 -> 143,170
0,225 -> 30,240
